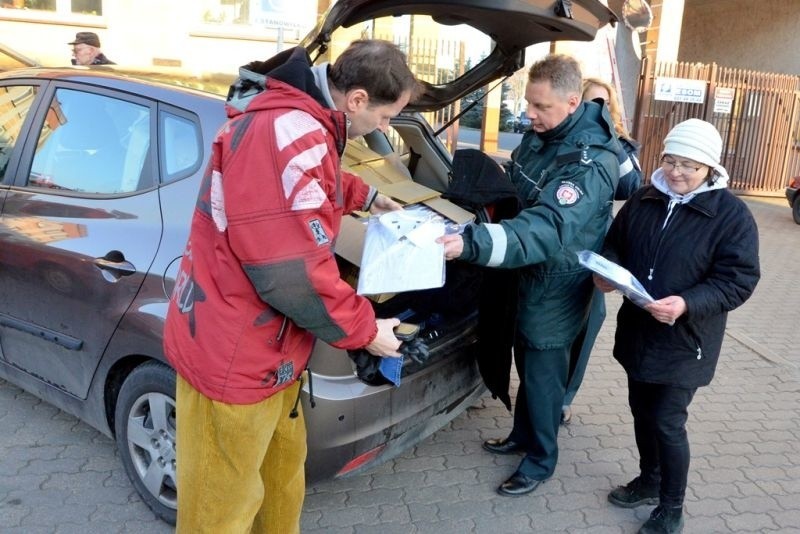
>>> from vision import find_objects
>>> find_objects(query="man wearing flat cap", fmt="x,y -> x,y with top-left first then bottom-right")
68,31 -> 115,66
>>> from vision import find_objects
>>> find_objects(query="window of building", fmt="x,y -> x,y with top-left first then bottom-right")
11,0 -> 102,16
197,0 -> 315,32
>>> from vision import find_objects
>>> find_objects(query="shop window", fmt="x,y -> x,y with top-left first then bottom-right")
10,0 -> 102,16
198,0 -> 315,33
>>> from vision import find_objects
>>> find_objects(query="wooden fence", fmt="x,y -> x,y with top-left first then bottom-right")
633,57 -> 800,195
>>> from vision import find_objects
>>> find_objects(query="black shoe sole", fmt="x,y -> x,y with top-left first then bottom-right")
607,494 -> 659,508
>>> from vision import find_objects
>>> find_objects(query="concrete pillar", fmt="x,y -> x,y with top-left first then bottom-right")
644,0 -> 685,62
480,82 -> 502,153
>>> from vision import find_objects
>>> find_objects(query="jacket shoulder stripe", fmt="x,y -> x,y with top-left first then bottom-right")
282,142 -> 328,204
274,109 -> 325,150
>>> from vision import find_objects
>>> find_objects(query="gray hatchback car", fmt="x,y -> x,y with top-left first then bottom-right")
0,0 -> 638,524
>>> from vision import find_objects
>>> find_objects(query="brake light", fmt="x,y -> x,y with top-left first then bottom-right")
336,444 -> 386,476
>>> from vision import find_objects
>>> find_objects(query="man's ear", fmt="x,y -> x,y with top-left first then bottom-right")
567,92 -> 581,112
345,88 -> 369,113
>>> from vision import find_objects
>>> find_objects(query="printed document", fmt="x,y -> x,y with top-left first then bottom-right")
577,250 -> 654,308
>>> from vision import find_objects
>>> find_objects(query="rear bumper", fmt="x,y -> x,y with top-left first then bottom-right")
302,341 -> 483,482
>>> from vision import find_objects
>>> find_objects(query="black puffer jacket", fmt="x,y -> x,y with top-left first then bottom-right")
602,184 -> 760,388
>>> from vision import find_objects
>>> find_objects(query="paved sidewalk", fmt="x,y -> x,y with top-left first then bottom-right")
1,197 -> 798,533
301,196 -> 800,534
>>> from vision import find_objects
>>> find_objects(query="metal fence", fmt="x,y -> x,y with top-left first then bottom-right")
633,57 -> 800,195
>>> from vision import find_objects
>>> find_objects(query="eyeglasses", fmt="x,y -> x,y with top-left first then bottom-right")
660,156 -> 703,174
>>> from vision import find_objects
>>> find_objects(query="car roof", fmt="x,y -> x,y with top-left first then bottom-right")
301,0 -> 620,111
0,66 -> 230,105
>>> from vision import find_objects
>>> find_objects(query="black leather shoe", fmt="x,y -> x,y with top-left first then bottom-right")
608,476 -> 660,508
482,437 -> 523,455
497,472 -> 544,497
638,505 -> 684,534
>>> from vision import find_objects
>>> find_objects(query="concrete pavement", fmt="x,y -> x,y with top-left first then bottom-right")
1,196 -> 798,533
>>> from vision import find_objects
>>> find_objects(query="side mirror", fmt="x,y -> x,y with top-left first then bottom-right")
622,0 -> 653,33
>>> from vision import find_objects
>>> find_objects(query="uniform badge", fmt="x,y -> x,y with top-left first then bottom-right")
309,219 -> 330,245
555,181 -> 583,206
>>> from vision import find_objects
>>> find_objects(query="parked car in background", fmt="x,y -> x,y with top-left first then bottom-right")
786,175 -> 800,224
0,0 -> 637,524
514,116 -> 533,133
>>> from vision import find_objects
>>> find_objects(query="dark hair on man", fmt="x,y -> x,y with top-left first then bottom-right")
528,54 -> 583,98
329,39 -> 420,106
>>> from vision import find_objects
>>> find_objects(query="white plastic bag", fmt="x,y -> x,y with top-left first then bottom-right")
357,205 -> 446,295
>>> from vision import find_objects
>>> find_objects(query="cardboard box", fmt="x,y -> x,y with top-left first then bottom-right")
337,141 -> 476,303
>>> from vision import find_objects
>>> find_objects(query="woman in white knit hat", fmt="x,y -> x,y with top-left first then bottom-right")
593,118 -> 761,534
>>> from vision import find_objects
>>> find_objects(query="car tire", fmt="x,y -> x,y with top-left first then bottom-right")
114,361 -> 178,525
793,196 -> 800,225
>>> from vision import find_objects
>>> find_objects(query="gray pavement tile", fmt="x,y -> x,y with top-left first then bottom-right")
1,197 -> 798,533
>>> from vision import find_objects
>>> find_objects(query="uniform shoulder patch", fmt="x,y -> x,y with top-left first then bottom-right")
556,150 -> 583,165
554,181 -> 584,206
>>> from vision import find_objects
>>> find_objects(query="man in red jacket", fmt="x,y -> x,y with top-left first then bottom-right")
164,40 -> 419,533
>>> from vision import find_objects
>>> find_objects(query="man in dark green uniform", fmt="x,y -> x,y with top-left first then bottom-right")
440,54 -> 620,496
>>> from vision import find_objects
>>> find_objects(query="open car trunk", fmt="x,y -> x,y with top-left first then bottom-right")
337,113 -> 490,381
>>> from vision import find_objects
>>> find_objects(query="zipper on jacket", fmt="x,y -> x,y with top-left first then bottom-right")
647,201 -> 681,281
277,316 -> 292,355
276,316 -> 288,341
686,322 -> 703,360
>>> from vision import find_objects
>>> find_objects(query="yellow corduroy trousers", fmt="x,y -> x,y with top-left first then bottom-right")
175,375 -> 307,534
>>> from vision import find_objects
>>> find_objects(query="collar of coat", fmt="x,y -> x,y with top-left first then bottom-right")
640,182 -> 729,218
519,101 -> 621,160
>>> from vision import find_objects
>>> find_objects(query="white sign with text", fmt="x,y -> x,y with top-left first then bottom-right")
654,77 -> 706,104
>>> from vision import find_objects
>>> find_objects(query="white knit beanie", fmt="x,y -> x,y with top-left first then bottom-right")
662,118 -> 722,170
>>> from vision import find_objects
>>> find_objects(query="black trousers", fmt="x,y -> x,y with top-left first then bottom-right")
628,377 -> 697,508
509,344 -> 569,480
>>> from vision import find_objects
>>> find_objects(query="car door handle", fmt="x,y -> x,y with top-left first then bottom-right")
94,251 -> 137,277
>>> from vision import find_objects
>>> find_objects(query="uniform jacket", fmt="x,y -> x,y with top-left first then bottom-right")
459,101 -> 620,350
164,47 -> 379,404
602,174 -> 760,388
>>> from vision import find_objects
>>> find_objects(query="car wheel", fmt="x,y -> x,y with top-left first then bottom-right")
114,361 -> 178,525
793,196 -> 800,224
